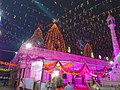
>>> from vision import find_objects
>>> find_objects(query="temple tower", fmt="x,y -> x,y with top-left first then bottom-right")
83,43 -> 92,57
107,14 -> 119,64
44,23 -> 66,52
28,27 -> 44,48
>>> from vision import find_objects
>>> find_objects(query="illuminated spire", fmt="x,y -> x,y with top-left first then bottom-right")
44,23 -> 66,52
83,43 -> 92,57
28,27 -> 44,48
107,14 -> 119,65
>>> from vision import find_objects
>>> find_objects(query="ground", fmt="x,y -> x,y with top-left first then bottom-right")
0,86 -> 13,90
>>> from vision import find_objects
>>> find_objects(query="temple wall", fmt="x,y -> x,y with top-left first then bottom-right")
24,68 -> 30,78
42,71 -> 49,82
12,44 -> 112,67
11,44 -> 115,86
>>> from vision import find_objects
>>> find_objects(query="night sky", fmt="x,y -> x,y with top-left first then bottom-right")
0,0 -> 120,62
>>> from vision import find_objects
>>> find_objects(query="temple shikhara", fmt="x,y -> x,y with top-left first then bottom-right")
28,27 -> 44,48
44,23 -> 66,52
10,15 -> 120,90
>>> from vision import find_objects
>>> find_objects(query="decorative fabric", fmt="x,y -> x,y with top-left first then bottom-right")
44,61 -> 108,77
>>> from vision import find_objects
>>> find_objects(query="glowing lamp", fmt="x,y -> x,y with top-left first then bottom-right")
91,52 -> 94,58
52,19 -> 56,23
37,40 -> 42,46
15,52 -> 17,54
109,61 -> 114,64
52,19 -> 59,23
80,51 -> 83,54
99,55 -> 102,59
106,57 -> 109,61
53,70 -> 59,77
26,43 -> 32,49
67,47 -> 71,53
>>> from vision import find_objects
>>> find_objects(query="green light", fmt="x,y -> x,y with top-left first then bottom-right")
68,47 -> 71,53
37,40 -> 41,44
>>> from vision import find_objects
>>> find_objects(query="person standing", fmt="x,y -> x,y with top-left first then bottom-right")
45,80 -> 53,90
64,82 -> 74,90
56,81 -> 61,90
19,79 -> 25,90
19,81 -> 23,90
14,80 -> 17,90
55,76 -> 63,90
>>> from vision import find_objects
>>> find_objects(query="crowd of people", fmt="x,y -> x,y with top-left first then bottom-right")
13,76 -> 101,90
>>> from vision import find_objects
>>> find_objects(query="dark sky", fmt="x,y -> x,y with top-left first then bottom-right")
0,0 -> 120,62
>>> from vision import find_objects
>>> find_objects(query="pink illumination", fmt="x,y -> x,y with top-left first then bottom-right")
12,44 -> 112,67
106,15 -> 120,82
26,43 -> 32,49
11,42 -> 114,84
107,15 -> 120,65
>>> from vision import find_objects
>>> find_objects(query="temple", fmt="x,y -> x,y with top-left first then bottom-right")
11,15 -> 120,90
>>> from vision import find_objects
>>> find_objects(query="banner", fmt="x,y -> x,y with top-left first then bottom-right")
30,60 -> 43,81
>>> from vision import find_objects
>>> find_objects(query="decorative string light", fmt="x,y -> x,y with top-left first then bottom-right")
0,0 -> 119,61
